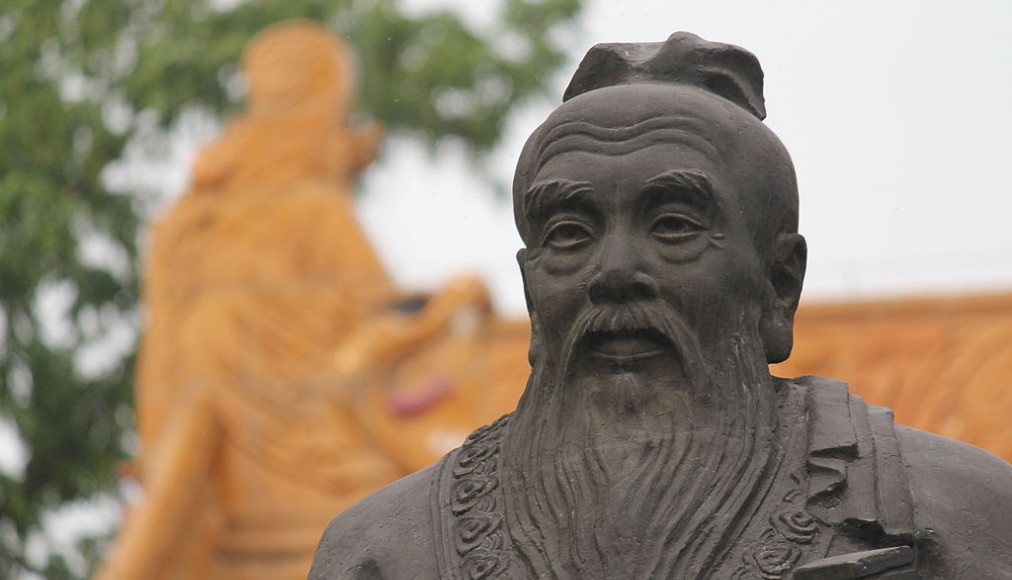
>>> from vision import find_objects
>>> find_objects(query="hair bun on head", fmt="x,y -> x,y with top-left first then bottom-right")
562,31 -> 767,120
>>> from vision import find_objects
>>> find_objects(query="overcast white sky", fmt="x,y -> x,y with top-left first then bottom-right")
356,0 -> 1012,315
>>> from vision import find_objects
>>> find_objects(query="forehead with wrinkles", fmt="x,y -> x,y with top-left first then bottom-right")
513,83 -> 797,249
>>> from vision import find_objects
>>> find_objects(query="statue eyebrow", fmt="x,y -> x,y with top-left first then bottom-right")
524,179 -> 596,219
641,169 -> 715,207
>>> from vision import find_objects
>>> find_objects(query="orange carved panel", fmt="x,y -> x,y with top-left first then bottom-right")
774,293 -> 1012,461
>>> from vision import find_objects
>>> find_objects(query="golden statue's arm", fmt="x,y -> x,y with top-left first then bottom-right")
348,124 -> 383,175
333,276 -> 501,472
94,391 -> 221,580
334,276 -> 493,378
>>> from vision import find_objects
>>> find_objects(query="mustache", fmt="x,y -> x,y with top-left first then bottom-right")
560,301 -> 705,378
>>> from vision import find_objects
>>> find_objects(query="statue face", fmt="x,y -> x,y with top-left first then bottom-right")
519,86 -> 795,383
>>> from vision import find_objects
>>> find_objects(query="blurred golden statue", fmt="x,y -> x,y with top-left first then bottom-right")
96,21 -> 529,580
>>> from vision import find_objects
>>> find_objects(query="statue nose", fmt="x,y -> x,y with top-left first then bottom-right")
588,267 -> 659,304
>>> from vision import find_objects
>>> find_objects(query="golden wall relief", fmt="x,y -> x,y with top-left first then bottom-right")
775,293 -> 1012,461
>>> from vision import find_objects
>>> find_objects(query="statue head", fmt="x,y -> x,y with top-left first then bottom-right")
503,34 -> 809,577
513,32 -> 807,390
242,20 -> 355,114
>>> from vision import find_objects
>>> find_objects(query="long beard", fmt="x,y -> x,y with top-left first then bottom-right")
501,302 -> 781,579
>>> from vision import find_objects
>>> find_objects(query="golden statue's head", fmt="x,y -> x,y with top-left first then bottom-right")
242,20 -> 355,113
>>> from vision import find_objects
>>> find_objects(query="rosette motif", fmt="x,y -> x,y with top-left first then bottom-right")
752,541 -> 801,579
460,553 -> 503,580
454,513 -> 503,555
451,475 -> 498,514
771,509 -> 819,544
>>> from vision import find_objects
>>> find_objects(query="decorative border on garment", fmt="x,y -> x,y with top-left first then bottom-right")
445,414 -> 512,579
731,468 -> 826,579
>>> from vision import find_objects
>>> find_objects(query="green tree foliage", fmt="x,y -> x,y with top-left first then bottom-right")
0,0 -> 581,576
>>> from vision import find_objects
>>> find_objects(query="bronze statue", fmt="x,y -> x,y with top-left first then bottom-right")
308,33 -> 1012,579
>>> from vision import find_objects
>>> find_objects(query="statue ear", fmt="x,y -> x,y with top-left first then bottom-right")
516,249 -> 533,313
517,248 -> 540,367
760,233 -> 807,364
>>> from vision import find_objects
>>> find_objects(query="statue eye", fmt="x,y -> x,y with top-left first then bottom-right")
544,221 -> 593,250
651,213 -> 704,242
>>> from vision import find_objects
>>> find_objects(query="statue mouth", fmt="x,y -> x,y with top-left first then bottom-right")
582,328 -> 672,361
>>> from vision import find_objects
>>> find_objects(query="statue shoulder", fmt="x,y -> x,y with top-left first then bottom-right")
308,464 -> 441,580
895,425 -> 1012,578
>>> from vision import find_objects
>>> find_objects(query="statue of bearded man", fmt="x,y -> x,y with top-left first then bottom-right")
308,33 -> 1012,580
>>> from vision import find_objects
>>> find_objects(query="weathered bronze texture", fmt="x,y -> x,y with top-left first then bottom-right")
309,33 -> 1012,579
